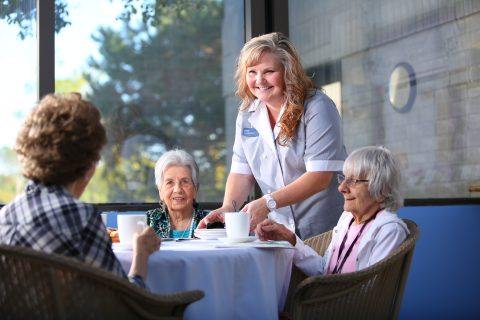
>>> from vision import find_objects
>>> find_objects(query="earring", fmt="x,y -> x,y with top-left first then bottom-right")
160,200 -> 166,211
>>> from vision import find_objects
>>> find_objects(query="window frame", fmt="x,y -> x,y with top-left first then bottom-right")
28,0 -> 480,209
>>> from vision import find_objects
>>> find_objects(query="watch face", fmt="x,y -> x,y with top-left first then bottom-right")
267,199 -> 276,209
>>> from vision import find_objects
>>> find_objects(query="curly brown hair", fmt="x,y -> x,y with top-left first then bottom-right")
15,93 -> 107,186
235,32 -> 316,145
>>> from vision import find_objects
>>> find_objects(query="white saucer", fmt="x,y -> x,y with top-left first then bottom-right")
195,230 -> 226,234
193,231 -> 227,234
194,230 -> 226,240
195,229 -> 226,233
218,236 -> 257,244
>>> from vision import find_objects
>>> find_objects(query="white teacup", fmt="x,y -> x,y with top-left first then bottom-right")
224,212 -> 250,239
100,213 -> 108,226
117,214 -> 146,244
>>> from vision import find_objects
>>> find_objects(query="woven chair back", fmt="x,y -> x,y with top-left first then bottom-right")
0,244 -> 203,320
285,219 -> 419,320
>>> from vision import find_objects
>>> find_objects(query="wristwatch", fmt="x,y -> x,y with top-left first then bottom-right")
263,193 -> 277,211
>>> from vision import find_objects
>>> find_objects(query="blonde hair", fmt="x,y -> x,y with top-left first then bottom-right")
15,93 -> 106,186
235,32 -> 316,145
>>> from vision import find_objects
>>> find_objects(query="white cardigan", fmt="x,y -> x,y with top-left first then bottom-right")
292,210 -> 409,276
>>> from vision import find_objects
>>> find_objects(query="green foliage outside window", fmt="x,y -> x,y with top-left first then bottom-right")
83,1 -> 226,202
1,0 -> 228,204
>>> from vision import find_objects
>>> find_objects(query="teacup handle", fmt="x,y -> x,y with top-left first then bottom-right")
136,221 -> 146,233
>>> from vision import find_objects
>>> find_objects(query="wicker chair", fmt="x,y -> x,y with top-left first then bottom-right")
283,219 -> 419,320
0,244 -> 204,320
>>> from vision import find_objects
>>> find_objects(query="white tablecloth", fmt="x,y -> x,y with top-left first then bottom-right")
114,240 -> 294,320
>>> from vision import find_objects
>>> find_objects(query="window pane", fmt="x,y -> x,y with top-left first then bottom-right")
0,1 -> 37,203
289,0 -> 480,199
55,0 -> 244,203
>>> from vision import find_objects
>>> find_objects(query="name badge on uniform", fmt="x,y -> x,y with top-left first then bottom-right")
242,127 -> 259,137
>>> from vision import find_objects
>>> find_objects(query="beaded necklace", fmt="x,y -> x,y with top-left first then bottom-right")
171,217 -> 194,239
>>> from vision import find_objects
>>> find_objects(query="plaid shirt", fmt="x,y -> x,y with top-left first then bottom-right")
0,181 -> 132,283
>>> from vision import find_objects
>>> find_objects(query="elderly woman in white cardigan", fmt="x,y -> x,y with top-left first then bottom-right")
255,146 -> 409,275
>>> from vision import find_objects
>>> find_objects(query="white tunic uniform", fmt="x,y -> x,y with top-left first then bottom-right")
231,91 -> 347,239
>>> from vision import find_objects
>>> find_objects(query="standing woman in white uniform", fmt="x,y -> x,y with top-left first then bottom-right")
199,33 -> 347,239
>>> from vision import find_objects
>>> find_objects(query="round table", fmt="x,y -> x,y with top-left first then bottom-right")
114,239 -> 294,320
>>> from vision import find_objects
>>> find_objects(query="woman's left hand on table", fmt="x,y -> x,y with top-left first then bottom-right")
241,198 -> 269,231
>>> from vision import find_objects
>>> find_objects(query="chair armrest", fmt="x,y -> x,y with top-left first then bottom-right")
120,287 -> 205,318
293,268 -> 375,303
290,267 -> 382,319
81,266 -> 204,317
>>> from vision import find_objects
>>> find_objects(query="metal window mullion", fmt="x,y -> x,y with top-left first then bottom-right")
37,0 -> 55,99
269,0 -> 288,37
244,0 -> 266,41
244,0 -> 289,42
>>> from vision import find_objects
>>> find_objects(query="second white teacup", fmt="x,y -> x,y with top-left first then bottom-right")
224,212 -> 250,239
117,214 -> 146,244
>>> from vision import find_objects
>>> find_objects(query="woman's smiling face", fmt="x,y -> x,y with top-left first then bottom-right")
159,165 -> 196,214
338,172 -> 381,220
246,51 -> 285,108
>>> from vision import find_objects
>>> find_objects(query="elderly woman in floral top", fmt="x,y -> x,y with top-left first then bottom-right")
146,149 -> 208,238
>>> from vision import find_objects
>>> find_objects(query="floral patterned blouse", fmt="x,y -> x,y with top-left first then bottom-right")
146,204 -> 208,238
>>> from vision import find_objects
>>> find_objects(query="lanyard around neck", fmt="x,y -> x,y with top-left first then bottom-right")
331,212 -> 378,274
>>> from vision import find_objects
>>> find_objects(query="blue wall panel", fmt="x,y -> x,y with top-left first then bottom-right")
398,205 -> 480,319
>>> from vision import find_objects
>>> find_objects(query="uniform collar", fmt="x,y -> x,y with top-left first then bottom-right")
247,100 -> 276,154
247,99 -> 261,112
273,102 -> 287,140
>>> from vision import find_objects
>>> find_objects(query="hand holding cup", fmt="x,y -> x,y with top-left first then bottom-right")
240,198 -> 269,231
133,226 -> 161,256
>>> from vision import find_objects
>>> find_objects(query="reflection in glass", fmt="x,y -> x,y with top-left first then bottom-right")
0,0 -> 37,203
55,0 -> 243,203
322,81 -> 342,116
288,0 -> 480,199
388,63 -> 416,113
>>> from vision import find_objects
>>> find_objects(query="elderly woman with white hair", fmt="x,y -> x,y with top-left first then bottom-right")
255,146 -> 409,275
146,149 -> 208,239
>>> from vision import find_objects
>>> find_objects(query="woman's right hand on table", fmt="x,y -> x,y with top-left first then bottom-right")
255,219 -> 296,246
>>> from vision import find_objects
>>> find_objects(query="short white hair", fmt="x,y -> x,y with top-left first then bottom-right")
154,149 -> 199,190
343,146 -> 403,212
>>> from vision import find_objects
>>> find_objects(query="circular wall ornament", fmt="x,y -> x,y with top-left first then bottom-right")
388,62 -> 416,113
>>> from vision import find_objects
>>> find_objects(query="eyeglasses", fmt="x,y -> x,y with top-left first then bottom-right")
163,178 -> 194,189
337,174 -> 369,187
